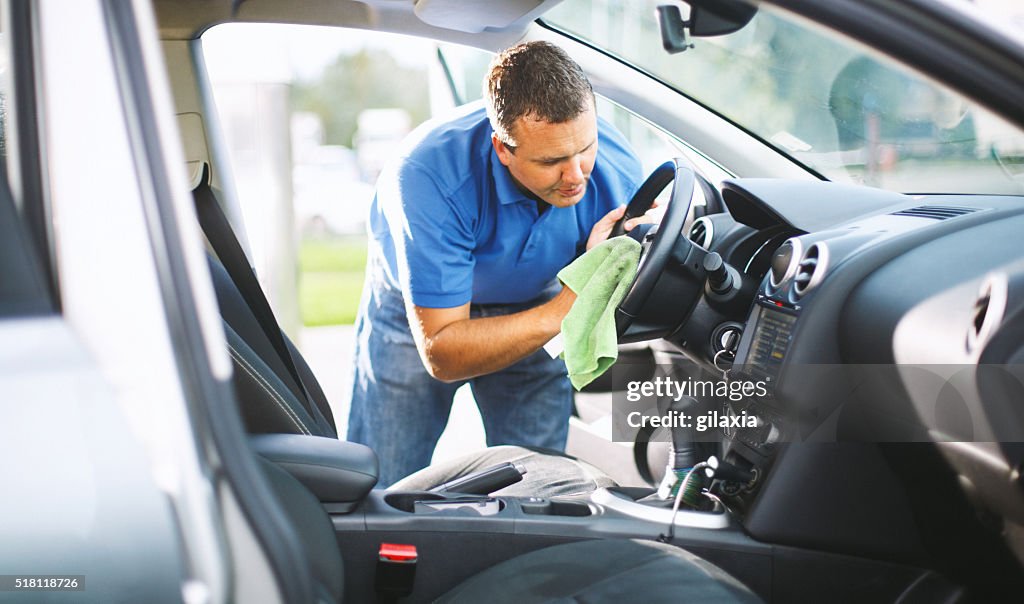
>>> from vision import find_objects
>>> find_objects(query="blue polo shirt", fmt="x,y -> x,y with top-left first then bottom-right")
368,103 -> 642,308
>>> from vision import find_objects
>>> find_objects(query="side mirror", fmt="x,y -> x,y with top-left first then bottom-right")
658,0 -> 757,54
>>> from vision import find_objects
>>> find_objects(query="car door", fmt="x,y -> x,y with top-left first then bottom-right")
0,1 -> 328,602
0,1 -> 187,601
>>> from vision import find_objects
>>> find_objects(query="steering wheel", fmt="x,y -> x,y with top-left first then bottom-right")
613,159 -> 707,341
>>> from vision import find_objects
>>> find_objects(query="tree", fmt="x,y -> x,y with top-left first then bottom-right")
292,48 -> 430,148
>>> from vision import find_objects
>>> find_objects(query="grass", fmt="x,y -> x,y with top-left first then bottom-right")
299,236 -> 368,326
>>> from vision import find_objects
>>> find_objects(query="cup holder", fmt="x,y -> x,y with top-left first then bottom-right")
521,498 -> 593,517
384,491 -> 505,516
384,491 -> 446,513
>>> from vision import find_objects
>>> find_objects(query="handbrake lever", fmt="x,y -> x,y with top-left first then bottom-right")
429,462 -> 527,495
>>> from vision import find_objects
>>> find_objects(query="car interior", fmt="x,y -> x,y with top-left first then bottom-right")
146,0 -> 1024,602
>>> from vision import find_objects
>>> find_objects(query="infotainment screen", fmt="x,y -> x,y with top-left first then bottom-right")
747,305 -> 797,380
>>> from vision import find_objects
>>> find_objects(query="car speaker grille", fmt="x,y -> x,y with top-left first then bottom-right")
891,205 -> 978,220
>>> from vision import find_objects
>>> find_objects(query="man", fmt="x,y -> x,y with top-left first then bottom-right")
348,41 -> 645,486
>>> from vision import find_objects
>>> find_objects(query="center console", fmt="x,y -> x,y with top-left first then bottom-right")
362,485 -> 733,532
249,431 -> 769,601
332,485 -> 768,602
706,242 -> 810,513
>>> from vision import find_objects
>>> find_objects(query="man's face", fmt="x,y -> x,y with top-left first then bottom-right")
492,101 -> 598,209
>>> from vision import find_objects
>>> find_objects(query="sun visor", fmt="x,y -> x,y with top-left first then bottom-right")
413,0 -> 550,33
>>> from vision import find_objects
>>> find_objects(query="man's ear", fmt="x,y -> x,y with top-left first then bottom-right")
492,133 -> 513,167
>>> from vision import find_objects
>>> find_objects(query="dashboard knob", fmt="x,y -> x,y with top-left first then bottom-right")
703,252 -> 733,294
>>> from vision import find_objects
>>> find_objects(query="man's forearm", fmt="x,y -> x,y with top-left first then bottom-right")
417,288 -> 576,382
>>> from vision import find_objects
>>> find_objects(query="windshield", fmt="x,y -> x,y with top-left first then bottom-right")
544,0 -> 1024,194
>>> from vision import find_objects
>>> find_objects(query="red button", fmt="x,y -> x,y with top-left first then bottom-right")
379,543 -> 418,563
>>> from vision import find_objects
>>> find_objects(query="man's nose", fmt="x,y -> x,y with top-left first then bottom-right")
563,158 -> 584,184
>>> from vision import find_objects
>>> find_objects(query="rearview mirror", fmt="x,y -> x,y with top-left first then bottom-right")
658,0 -> 757,53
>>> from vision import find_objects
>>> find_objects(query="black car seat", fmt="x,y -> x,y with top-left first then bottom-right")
192,168 -> 614,496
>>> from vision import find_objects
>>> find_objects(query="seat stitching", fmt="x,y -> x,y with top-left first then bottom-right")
228,344 -> 311,435
229,346 -> 310,435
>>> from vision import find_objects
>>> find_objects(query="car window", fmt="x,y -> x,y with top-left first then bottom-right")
202,25 -> 437,338
436,43 -> 727,208
544,0 -> 1024,194
435,43 -> 490,107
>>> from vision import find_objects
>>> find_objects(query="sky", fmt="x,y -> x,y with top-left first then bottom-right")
202,23 -> 437,84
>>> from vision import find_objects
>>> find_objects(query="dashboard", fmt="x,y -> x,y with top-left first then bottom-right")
670,177 -> 1024,542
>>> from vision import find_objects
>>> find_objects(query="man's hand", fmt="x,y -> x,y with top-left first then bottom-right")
409,286 -> 577,383
586,203 -> 659,251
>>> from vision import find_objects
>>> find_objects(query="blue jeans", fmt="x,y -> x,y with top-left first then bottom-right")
347,271 -> 573,487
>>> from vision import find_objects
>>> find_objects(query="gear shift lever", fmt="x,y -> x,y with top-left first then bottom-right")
656,396 -> 698,500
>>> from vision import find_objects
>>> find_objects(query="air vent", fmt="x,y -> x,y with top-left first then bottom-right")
966,275 -> 1007,353
891,205 -> 978,220
689,217 -> 713,248
768,238 -> 802,292
970,289 -> 990,342
793,243 -> 828,298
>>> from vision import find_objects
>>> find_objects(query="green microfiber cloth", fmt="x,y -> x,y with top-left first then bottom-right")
557,236 -> 642,390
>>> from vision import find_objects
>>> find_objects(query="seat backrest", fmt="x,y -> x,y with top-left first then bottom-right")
210,256 -> 337,437
192,174 -> 338,438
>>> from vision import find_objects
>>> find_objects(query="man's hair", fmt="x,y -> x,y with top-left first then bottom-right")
484,41 -> 594,150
